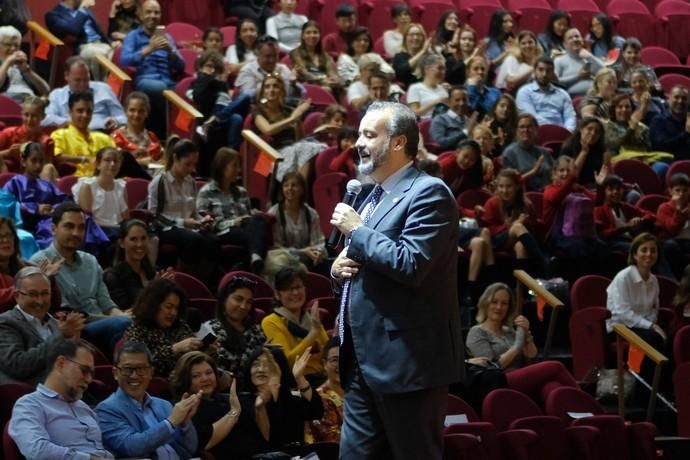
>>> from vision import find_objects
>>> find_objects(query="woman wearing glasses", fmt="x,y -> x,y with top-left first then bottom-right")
0,25 -> 49,102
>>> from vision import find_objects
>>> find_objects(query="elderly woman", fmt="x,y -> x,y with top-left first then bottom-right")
392,22 -> 430,88
495,31 -> 542,91
261,266 -> 329,387
208,274 -> 267,388
407,53 -> 449,119
0,26 -> 49,102
580,67 -> 618,120
613,38 -> 662,93
124,279 -> 202,377
466,283 -> 577,402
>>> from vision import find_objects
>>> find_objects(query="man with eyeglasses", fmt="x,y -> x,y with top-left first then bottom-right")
9,338 -> 115,459
95,342 -> 199,459
0,266 -> 84,386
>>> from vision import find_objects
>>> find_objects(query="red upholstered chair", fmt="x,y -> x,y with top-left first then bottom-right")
675,362 -> 690,437
178,49 -> 200,78
0,172 -> 17,188
313,172 -> 348,237
360,0 -> 399,42
537,123 -> 571,145
640,45 -> 681,66
658,73 -> 690,95
220,26 -> 236,48
219,271 -> 274,297
635,193 -> 668,213
56,175 -> 78,196
665,159 -> 690,188
3,421 -> 24,460
373,35 -> 389,60
124,178 -> 151,209
556,0 -> 601,35
166,22 -> 204,48
302,83 -> 338,111
507,0 -> 552,37
654,0 -> 690,61
174,271 -> 214,299
458,0 -> 505,38
0,96 -> 22,127
419,118 -> 441,153
409,0 -> 457,34
442,433 -> 483,460
0,383 -> 33,429
456,188 -> 492,216
570,274 -> 611,312
612,159 -> 664,195
312,0 -> 359,39
314,146 -> 342,177
569,307 -> 612,380
304,272 -> 333,300
302,111 -> 324,136
607,1 -> 655,48
674,325 -> 690,365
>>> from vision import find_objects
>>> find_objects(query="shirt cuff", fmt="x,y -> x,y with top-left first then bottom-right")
164,418 -> 176,433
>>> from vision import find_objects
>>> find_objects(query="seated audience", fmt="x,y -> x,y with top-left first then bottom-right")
9,340 -> 113,459
111,91 -> 162,169
236,34 -> 302,98
649,85 -> 690,162
630,69 -> 666,125
612,38 -> 661,93
104,218 -> 173,310
0,267 -> 84,385
657,173 -> 690,276
266,172 -> 327,273
148,139 -> 221,288
516,56 -> 576,131
348,64 -> 405,114
0,218 -> 35,310
30,202 -> 131,354
466,283 -> 578,403
337,27 -> 393,86
43,56 -> 127,132
484,10 -> 515,66
580,68 -> 618,120
95,342 -> 200,458
73,147 -> 129,240
501,114 -> 554,191
392,22 -> 428,88
266,0 -> 308,53
455,25 -> 481,66
108,0 -> 141,47
0,97 -> 52,173
209,275 -> 267,388
485,94 -> 518,154
322,3 -> 357,60
430,85 -> 470,151
382,3 -> 412,58
290,21 -> 342,94
120,0 -> 185,138
0,26 -> 49,102
554,28 -> 604,97
438,139 -> 484,196
465,56 -> 500,117
537,10 -> 569,58
471,124 -> 498,182
587,14 -> 624,59
495,30 -> 541,91
261,266 -> 329,387
305,336 -> 344,444
253,75 -> 325,182
50,91 -> 117,177
225,18 -> 259,76
197,148 -> 269,273
201,27 -> 224,54
407,53 -> 449,119
125,278 -> 200,377
430,10 -> 459,55
560,117 -> 607,187
46,0 -> 112,80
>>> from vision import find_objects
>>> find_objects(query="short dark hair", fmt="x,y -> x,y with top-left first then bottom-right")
322,336 -> 340,364
132,279 -> 188,329
274,266 -> 308,292
52,202 -> 84,226
669,173 -> 690,188
203,26 -> 223,42
114,341 -> 153,366
170,351 -> 218,400
369,69 -> 391,85
391,3 -> 410,18
216,275 -> 257,329
165,138 -> 198,171
68,91 -> 94,110
46,338 -> 94,371
335,3 -> 355,17
602,174 -> 624,189
535,55 -> 554,68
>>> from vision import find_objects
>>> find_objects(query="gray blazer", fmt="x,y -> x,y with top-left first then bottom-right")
345,166 -> 465,394
0,307 -> 63,386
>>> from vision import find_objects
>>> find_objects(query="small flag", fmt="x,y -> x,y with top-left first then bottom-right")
536,295 -> 546,322
106,74 -> 122,96
253,151 -> 274,177
174,110 -> 193,132
627,344 -> 645,373
35,39 -> 51,61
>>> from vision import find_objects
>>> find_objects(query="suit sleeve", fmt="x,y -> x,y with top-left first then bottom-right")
347,178 -> 458,288
0,319 -> 64,380
45,8 -> 89,37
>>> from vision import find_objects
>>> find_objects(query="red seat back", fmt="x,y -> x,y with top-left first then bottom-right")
314,146 -> 342,177
612,159 -> 664,195
674,325 -> 690,365
125,178 -> 151,209
220,26 -> 237,48
312,172 -> 348,236
174,271 -> 214,299
640,45 -> 681,66
507,0 -> 552,37
675,362 -> 690,436
635,193 -> 668,213
607,1 -> 655,47
446,394 -> 480,421
569,307 -> 612,380
3,421 -> 24,460
556,0 -> 601,35
409,0 -> 457,34
458,0 -> 505,38
570,274 -> 611,311
166,22 -> 204,48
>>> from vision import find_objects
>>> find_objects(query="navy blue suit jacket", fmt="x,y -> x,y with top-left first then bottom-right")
345,166 -> 464,394
45,4 -> 109,47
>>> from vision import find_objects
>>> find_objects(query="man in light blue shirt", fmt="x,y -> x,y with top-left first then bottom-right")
42,56 -> 127,131
9,338 -> 114,460
516,56 -> 577,131
96,342 -> 200,459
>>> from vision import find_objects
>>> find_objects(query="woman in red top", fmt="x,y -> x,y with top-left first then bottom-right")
111,91 -> 161,178
439,139 -> 485,197
482,168 -> 546,276
0,96 -> 51,172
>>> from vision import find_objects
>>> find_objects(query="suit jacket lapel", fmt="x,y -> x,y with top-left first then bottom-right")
10,308 -> 48,342
369,167 -> 420,230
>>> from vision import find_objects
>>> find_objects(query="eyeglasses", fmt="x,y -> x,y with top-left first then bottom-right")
116,366 -> 153,376
18,290 -> 51,300
65,357 -> 95,378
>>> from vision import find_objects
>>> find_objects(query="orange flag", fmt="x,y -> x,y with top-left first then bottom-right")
106,74 -> 122,96
35,39 -> 51,61
536,295 -> 546,321
253,151 -> 274,177
174,110 -> 193,132
627,344 -> 645,373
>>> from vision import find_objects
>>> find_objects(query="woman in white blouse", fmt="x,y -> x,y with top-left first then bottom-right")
267,171 -> 327,272
407,53 -> 449,119
606,232 -> 667,353
495,30 -> 542,91
225,18 -> 259,76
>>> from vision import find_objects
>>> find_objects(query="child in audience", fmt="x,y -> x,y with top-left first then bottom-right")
656,173 -> 690,277
439,139 -> 485,196
202,27 -> 224,53
0,96 -> 52,173
470,124 -> 497,184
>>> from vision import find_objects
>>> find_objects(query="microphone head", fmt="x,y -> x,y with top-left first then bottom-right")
346,179 -> 362,195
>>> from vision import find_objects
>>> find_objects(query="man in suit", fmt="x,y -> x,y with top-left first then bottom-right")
95,342 -> 200,459
330,101 -> 464,459
0,266 -> 84,386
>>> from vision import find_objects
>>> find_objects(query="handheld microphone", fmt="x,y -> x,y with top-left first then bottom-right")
328,179 -> 362,249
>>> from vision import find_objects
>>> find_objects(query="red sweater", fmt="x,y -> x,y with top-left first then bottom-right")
482,195 -> 538,235
656,200 -> 690,239
594,202 -> 653,240
543,177 -> 596,237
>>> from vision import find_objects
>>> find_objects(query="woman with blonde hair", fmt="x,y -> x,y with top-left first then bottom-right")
392,22 -> 430,87
580,67 -> 618,120
495,31 -> 542,91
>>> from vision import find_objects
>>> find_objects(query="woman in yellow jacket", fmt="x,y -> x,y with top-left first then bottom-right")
261,266 -> 329,387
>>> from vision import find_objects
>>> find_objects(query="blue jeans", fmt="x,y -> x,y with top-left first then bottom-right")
215,92 -> 251,148
83,315 -> 131,357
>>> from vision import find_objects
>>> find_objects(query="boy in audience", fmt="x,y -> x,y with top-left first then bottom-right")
323,4 -> 357,60
657,173 -> 690,277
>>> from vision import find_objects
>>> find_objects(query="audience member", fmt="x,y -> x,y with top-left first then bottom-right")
407,53 -> 449,119
266,0 -> 308,53
630,70 -> 666,125
261,266 -> 328,387
148,138 -> 221,287
465,56 -> 500,117
516,56 -> 576,131
46,0 -> 112,80
537,10 -> 569,58
322,3 -> 357,60
484,10 -> 514,66
392,22 -> 429,88
209,275 -> 266,388
225,18 -> 259,75
9,338 -> 114,459
348,61 -> 403,111
382,3 -> 412,58
108,0 -> 141,47
580,67 -> 618,120
657,173 -> 690,276
501,114 -> 554,191
235,34 -> 302,98
0,267 -> 84,385
0,217 -> 35,310
430,10 -> 459,55
430,85 -> 470,151
485,94 -> 518,154
119,0 -> 185,138
95,342 -> 200,458
50,91 -> 117,177
43,56 -> 126,131
290,21 -> 342,93
197,148 -> 269,273
337,27 -> 393,86
0,26 -> 49,102
649,85 -> 690,162
201,27 -> 224,54
495,30 -> 541,91
471,124 -> 498,181
587,14 -> 624,59
554,28 -> 604,97
305,336 -> 344,444
111,91 -> 162,168
438,139 -> 484,196
0,97 -> 52,173
266,172 -> 327,273
604,93 -> 663,162
613,38 -> 661,92
560,117 -> 607,187
29,202 -> 131,354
